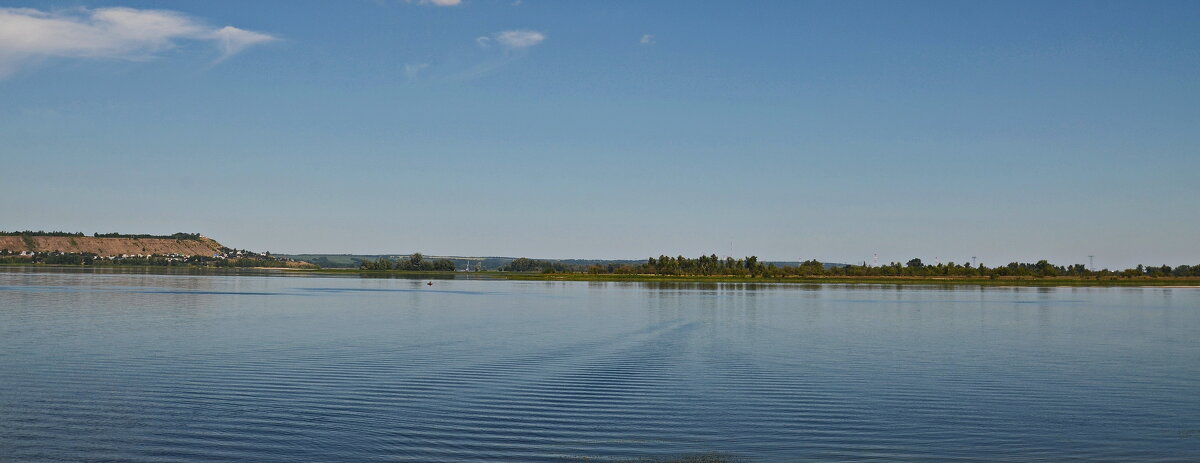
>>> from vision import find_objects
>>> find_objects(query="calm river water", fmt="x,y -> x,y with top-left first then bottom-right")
1,268 -> 1198,462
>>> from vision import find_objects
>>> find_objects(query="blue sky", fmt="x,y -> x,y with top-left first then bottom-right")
2,0 -> 1198,268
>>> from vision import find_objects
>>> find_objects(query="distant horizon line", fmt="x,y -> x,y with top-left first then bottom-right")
3,230 -> 1193,268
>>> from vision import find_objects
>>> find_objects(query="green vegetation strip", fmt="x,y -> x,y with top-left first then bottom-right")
495,273 -> 1200,287
6,264 -> 1198,286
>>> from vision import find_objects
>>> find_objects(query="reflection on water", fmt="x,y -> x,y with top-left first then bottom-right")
1,269 -> 1198,462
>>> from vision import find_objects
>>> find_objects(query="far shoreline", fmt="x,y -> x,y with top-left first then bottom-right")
5,264 -> 1199,287
490,272 -> 1200,287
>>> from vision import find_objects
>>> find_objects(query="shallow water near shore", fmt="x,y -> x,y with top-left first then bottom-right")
2,269 -> 1198,461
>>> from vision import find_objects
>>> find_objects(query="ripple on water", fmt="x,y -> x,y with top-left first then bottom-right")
2,272 -> 1199,462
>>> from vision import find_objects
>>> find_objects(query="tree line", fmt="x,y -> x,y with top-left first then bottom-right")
92,232 -> 202,240
498,253 -> 1200,278
359,253 -> 456,271
0,231 -> 202,240
499,257 -> 577,273
0,230 -> 85,237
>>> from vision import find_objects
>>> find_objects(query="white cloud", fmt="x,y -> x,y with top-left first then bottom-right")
404,62 -> 429,79
420,0 -> 462,5
640,34 -> 655,45
209,26 -> 276,62
0,7 -> 277,75
492,30 -> 544,49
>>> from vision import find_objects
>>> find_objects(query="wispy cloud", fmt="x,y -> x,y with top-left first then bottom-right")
477,30 -> 545,49
408,0 -> 462,6
457,29 -> 545,81
495,30 -> 545,48
210,26 -> 277,62
640,34 -> 655,45
0,7 -> 277,75
404,62 -> 429,79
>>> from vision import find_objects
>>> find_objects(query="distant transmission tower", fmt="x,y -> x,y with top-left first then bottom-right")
971,256 -> 977,267
873,253 -> 878,267
1089,255 -> 1095,271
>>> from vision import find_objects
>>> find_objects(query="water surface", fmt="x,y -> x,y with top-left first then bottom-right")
1,269 -> 1198,461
